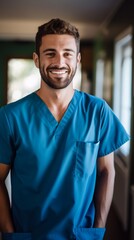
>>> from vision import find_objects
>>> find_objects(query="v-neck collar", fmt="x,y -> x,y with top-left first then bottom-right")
32,89 -> 81,136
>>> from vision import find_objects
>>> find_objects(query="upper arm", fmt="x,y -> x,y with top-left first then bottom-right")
97,152 -> 115,176
0,164 -> 11,182
0,108 -> 14,166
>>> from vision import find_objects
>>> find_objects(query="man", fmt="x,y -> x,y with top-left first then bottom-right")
0,18 -> 129,240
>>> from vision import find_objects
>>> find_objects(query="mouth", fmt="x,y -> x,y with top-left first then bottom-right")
48,68 -> 69,75
49,70 -> 68,75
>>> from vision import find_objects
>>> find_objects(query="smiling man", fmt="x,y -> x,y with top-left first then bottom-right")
0,19 -> 129,240
35,34 -> 79,90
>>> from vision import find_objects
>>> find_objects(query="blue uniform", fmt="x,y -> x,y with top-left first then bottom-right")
0,90 -> 129,240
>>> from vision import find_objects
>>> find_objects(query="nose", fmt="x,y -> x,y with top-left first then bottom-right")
54,53 -> 65,66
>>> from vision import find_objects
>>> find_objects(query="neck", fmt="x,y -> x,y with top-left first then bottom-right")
36,81 -> 74,122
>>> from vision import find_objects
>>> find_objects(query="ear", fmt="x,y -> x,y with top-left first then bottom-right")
77,52 -> 81,64
33,52 -> 39,68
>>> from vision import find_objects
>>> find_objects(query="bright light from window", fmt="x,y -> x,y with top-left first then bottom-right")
8,59 -> 40,103
95,59 -> 105,98
113,33 -> 132,158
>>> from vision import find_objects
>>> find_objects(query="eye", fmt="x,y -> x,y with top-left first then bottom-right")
45,52 -> 55,58
64,52 -> 73,58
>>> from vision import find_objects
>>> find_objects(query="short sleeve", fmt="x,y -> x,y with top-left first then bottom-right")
98,101 -> 130,157
0,107 -> 15,165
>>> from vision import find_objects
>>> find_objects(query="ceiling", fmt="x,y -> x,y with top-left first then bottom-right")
0,0 -> 125,40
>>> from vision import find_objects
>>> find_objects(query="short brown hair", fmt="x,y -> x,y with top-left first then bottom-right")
35,18 -> 80,55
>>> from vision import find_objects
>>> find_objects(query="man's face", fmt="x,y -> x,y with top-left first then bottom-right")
33,34 -> 81,89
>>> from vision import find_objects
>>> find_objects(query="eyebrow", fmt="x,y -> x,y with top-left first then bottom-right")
43,48 -> 75,53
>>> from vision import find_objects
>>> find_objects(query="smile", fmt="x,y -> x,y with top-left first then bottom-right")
49,70 -> 68,74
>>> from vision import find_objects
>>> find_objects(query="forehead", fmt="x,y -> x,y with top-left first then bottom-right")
40,34 -> 77,52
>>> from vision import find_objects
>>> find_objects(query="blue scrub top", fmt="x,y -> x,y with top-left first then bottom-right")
0,90 -> 129,240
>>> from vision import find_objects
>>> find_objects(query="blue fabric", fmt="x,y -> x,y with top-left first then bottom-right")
2,233 -> 31,240
0,90 -> 129,240
2,229 -> 105,240
76,227 -> 106,240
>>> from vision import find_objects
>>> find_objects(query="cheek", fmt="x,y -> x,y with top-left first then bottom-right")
39,58 -> 46,69
40,59 -> 51,70
70,59 -> 78,69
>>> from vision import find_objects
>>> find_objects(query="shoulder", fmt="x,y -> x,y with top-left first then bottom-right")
77,90 -> 105,104
77,90 -> 108,112
0,92 -> 35,116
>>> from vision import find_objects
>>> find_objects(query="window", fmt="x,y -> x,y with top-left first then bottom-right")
113,28 -> 132,159
95,58 -> 105,98
95,54 -> 112,103
7,58 -> 40,103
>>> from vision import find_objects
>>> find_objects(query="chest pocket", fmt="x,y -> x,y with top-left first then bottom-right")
74,141 -> 100,179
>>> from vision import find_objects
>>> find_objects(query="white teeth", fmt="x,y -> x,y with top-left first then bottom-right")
50,70 -> 67,74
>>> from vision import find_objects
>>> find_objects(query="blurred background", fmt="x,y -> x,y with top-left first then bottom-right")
0,0 -> 134,239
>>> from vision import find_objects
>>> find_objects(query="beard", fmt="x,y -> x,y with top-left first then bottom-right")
39,64 -> 77,90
